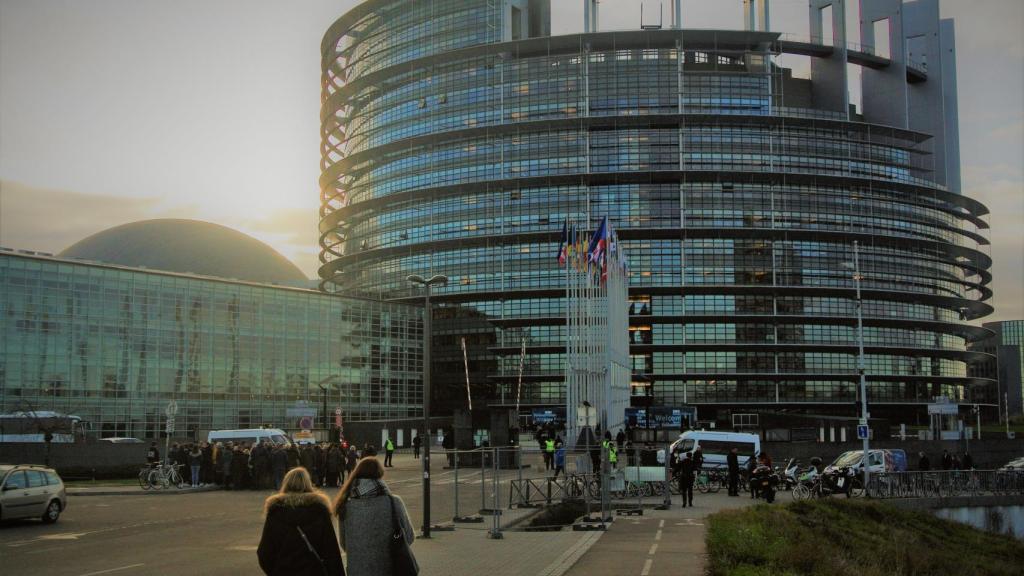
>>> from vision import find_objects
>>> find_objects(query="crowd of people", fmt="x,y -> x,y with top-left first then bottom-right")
153,440 -> 384,490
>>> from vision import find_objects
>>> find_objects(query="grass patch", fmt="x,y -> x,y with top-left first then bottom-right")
707,499 -> 1024,576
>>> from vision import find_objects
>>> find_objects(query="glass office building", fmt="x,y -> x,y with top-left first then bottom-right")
319,0 -> 994,422
0,249 -> 423,439
969,321 -> 1024,418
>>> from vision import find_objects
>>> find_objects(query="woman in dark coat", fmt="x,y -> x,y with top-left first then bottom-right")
258,467 -> 344,576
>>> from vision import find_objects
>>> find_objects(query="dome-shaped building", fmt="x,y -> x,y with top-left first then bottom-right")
61,219 -> 307,285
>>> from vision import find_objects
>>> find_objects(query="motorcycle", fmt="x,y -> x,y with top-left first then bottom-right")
821,464 -> 860,498
777,458 -> 799,491
750,464 -> 780,503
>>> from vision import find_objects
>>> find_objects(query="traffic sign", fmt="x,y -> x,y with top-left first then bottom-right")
299,415 -> 314,430
856,425 -> 869,440
334,408 -> 342,415
165,400 -> 179,417
166,416 -> 176,434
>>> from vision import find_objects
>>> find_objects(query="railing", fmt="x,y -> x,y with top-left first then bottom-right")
866,470 -> 1024,499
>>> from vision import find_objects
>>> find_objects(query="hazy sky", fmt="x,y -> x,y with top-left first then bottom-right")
1,0 -> 1021,320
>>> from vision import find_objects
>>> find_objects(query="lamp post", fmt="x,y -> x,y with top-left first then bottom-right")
316,375 -> 338,442
849,241 -> 870,490
407,273 -> 448,538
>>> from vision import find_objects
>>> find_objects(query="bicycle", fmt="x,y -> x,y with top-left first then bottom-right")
695,468 -> 724,494
146,463 -> 185,490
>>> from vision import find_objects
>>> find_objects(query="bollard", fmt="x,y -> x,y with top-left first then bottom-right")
453,449 -> 460,519
489,448 -> 504,539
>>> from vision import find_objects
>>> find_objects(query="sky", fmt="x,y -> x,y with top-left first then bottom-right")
0,0 -> 1021,320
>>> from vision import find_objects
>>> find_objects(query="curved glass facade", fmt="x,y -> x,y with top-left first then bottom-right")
320,1 -> 994,419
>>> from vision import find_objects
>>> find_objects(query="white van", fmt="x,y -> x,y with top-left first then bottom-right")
666,430 -> 761,469
207,428 -> 290,447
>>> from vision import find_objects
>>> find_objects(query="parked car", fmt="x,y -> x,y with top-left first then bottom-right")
207,428 -> 290,447
664,430 -> 761,469
0,464 -> 67,523
827,449 -> 908,475
98,437 -> 144,444
1000,457 -> 1024,470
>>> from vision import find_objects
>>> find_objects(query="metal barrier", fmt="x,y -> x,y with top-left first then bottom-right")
866,470 -> 1024,499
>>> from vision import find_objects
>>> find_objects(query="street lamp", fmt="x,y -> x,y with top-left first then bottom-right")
316,375 -> 339,442
844,241 -> 870,490
407,273 -> 448,538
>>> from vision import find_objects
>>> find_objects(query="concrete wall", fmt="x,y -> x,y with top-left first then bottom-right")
342,417 -> 452,452
763,438 -> 1023,469
0,443 -> 148,479
889,496 -> 1024,540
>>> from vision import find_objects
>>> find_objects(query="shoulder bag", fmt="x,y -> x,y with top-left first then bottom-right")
388,495 -> 419,576
295,525 -> 330,576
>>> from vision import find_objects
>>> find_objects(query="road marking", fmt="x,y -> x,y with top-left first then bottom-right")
77,563 -> 145,576
674,518 -> 705,527
648,543 -> 658,555
658,519 -> 665,528
654,529 -> 662,541
227,545 -> 258,551
640,558 -> 653,576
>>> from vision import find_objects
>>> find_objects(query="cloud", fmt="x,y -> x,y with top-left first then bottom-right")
240,208 -> 321,279
961,167 -> 1024,322
0,179 -> 198,253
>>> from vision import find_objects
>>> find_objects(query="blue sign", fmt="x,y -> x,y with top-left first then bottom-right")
857,425 -> 869,440
625,407 -> 697,429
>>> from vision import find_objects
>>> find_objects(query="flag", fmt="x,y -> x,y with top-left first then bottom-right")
566,224 -> 576,263
556,219 -> 568,265
587,217 -> 609,266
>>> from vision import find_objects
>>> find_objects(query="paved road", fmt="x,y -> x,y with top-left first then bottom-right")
0,453 -> 567,576
1,451 -> 756,575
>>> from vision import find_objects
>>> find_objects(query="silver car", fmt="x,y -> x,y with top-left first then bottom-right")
0,464 -> 67,523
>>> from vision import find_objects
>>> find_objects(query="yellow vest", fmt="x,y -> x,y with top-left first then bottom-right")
545,439 -> 555,452
603,440 -> 618,463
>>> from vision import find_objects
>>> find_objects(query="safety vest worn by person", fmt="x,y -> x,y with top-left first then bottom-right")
602,440 -> 618,464
545,439 -> 555,453
385,438 -> 394,451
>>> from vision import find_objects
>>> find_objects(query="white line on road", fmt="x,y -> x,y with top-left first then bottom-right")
654,529 -> 662,541
77,563 -> 145,576
658,519 -> 664,528
640,558 -> 653,576
648,543 -> 658,556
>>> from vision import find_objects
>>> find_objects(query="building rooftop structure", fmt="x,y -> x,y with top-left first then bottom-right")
60,219 -> 308,286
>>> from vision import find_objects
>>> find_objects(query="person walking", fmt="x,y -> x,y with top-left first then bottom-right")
326,444 -> 343,487
543,435 -> 555,472
345,446 -> 358,478
383,436 -> 395,467
412,434 -> 421,460
942,449 -> 953,470
334,457 -> 416,576
726,447 -> 740,496
272,446 -> 289,490
257,467 -> 344,576
918,451 -> 931,471
615,428 -> 626,452
146,441 -> 160,467
553,440 -> 566,478
189,444 -> 203,488
220,443 -> 235,489
962,452 -> 974,470
676,451 -> 695,507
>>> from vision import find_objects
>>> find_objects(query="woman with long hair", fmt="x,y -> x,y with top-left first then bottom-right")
334,457 -> 415,575
258,467 -> 344,576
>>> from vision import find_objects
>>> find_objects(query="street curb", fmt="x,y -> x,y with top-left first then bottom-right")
68,485 -> 222,497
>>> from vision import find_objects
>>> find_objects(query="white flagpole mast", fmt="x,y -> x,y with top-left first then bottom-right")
516,337 -> 525,416
461,337 -> 472,411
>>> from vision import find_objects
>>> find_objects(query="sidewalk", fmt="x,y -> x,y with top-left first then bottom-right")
68,484 -> 221,496
563,491 -> 757,576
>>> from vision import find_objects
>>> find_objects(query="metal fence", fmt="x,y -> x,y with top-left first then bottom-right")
424,444 -> 681,537
865,470 -> 1024,499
